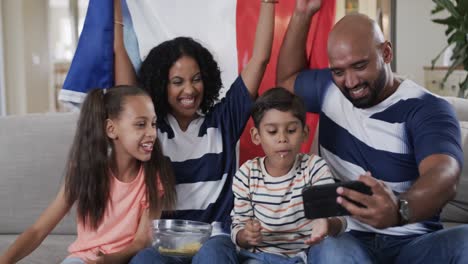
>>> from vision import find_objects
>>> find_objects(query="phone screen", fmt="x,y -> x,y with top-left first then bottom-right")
302,181 -> 372,219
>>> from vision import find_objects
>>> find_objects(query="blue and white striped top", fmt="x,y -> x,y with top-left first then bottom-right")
295,69 -> 463,236
158,76 -> 252,235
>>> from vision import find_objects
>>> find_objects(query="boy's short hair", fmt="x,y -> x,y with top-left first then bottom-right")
251,87 -> 307,128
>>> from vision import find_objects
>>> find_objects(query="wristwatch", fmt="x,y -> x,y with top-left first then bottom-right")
398,199 -> 411,226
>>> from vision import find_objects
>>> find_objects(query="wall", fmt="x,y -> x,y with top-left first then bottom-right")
0,2 -> 6,116
395,0 -> 447,86
2,0 -> 50,115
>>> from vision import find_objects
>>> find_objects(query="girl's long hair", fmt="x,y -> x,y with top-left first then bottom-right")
64,86 -> 176,230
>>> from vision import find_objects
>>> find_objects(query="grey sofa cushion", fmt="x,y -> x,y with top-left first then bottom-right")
0,113 -> 78,234
440,121 -> 468,223
0,234 -> 75,263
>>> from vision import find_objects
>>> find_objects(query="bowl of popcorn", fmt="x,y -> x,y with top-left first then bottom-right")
152,219 -> 212,257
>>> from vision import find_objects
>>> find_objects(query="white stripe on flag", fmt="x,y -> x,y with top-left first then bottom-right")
126,0 -> 239,98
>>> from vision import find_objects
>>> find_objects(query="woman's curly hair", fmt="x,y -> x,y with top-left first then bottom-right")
138,37 -> 223,119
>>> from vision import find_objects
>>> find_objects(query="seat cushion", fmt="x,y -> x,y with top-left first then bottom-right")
0,234 -> 76,263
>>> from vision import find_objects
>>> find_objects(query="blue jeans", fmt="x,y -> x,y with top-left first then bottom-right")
61,257 -> 85,264
308,225 -> 468,264
239,249 -> 306,264
129,235 -> 239,264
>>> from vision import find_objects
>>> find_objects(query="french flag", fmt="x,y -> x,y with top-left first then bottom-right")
60,0 -> 335,163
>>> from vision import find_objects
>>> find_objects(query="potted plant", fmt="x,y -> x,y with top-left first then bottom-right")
430,0 -> 467,97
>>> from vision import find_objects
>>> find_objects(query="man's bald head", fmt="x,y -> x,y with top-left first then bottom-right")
328,13 -> 385,58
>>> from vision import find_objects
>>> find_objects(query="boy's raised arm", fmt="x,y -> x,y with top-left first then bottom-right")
114,0 -> 137,86
240,1 -> 276,99
276,0 -> 321,92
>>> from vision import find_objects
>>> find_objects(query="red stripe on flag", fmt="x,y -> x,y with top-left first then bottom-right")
236,0 -> 335,165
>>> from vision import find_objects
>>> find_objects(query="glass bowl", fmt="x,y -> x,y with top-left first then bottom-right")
152,219 -> 212,257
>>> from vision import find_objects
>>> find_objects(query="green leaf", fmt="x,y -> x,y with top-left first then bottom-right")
448,31 -> 467,43
431,4 -> 445,14
432,0 -> 468,98
456,0 -> 468,15
431,44 -> 450,67
445,27 -> 455,36
441,55 -> 464,83
460,76 -> 468,98
433,0 -> 461,19
432,16 -> 458,26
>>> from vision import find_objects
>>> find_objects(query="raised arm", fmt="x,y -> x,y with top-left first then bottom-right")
0,186 -> 71,263
276,0 -> 321,92
114,0 -> 137,86
240,1 -> 276,99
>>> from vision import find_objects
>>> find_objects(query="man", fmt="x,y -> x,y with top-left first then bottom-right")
277,0 -> 468,263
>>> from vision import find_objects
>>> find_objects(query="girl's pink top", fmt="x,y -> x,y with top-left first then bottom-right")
67,166 -> 163,261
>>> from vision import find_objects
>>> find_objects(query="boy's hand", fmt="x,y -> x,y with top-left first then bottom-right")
296,0 -> 322,16
304,218 -> 329,245
238,219 -> 263,247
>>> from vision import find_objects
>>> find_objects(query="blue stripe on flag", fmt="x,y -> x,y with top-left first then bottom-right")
60,0 -> 114,104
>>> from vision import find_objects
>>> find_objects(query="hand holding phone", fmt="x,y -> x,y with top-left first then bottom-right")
302,181 -> 372,219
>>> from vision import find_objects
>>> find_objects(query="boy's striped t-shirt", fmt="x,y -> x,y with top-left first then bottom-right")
231,153 -> 334,257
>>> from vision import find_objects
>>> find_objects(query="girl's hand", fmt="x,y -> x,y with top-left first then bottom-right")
238,219 -> 263,247
304,218 -> 329,245
295,0 -> 322,16
86,251 -> 105,264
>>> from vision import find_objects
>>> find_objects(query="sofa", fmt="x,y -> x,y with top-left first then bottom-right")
0,113 -> 78,263
1,97 -> 468,263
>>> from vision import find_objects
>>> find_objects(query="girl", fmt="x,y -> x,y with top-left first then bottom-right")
114,0 -> 276,263
0,86 -> 176,264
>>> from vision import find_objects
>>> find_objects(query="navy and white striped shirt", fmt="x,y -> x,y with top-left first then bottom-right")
295,69 -> 463,236
158,76 -> 252,235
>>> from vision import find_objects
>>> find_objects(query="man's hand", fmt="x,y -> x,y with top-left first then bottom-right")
295,0 -> 322,16
304,218 -> 329,245
237,219 -> 263,248
337,172 -> 400,229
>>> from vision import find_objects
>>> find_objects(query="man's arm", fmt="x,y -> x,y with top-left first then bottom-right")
276,0 -> 321,92
338,155 -> 460,229
402,154 -> 460,223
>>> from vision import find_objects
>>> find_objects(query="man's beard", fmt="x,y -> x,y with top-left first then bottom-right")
341,68 -> 387,109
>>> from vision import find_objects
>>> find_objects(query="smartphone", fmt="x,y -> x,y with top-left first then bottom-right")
302,181 -> 372,219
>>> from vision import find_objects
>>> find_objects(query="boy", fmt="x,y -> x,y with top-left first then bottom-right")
231,88 -> 346,264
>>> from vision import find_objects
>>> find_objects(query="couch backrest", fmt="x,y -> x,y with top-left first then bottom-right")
0,113 -> 78,234
441,97 -> 468,223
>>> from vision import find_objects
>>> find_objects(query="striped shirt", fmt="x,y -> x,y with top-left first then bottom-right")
231,153 -> 334,257
158,76 -> 252,235
295,69 -> 463,236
